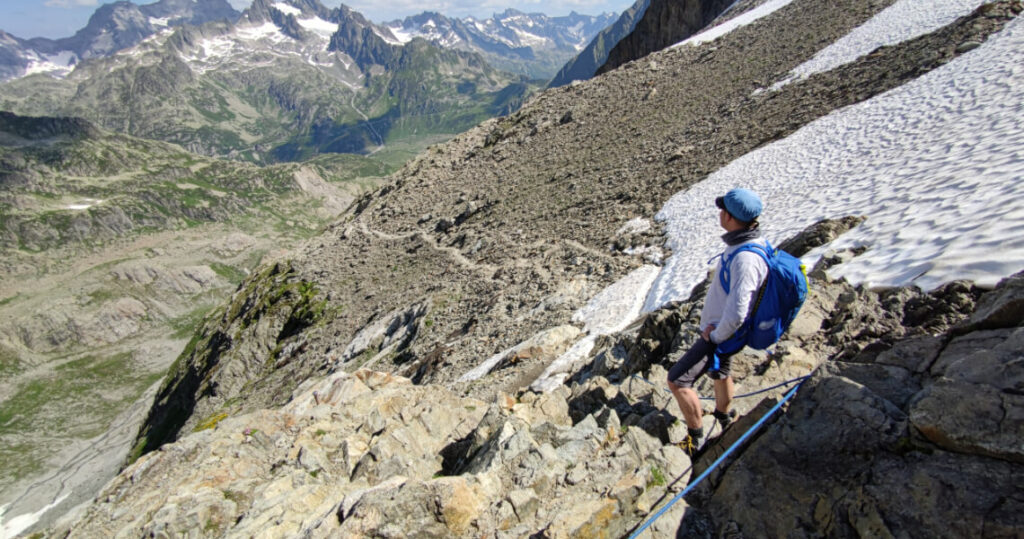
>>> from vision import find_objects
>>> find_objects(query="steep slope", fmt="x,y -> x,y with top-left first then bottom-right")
0,110 -> 389,531
13,0 -> 1024,535
57,228 -> 1024,537
127,0 -> 1019,461
596,0 -> 735,76
386,9 -> 617,80
547,0 -> 652,87
0,0 -> 533,165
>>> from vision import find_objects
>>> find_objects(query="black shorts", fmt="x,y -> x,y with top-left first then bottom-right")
666,337 -> 734,388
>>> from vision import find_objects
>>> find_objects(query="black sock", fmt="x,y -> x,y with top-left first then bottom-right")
688,426 -> 704,440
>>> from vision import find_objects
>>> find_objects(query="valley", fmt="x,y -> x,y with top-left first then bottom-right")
0,110 -> 394,528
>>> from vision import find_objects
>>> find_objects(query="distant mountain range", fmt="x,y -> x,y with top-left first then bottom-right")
0,1 -> 615,83
384,9 -> 617,80
0,0 -> 240,81
0,0 -> 547,163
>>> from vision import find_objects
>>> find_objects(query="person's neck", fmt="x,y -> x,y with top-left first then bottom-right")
721,228 -> 760,246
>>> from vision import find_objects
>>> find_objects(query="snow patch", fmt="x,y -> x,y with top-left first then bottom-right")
1,494 -> 70,539
272,2 -> 301,16
673,0 -> 794,48
23,50 -> 78,78
531,266 -> 660,392
386,26 -> 416,44
771,0 -> 988,90
647,15 -> 1024,311
149,17 -> 170,27
298,16 -> 338,36
65,199 -> 103,211
616,217 -> 652,236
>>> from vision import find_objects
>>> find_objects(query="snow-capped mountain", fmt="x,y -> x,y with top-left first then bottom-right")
1,0 -> 531,163
386,9 -> 617,79
0,0 -> 239,82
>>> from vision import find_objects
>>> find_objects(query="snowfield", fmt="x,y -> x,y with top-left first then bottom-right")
648,11 -> 1024,310
528,2 -> 1024,391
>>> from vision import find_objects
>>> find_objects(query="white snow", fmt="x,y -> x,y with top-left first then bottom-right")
236,22 -> 287,41
771,0 -> 989,90
0,495 -> 69,538
510,27 -> 549,48
373,27 -> 402,46
531,266 -> 660,392
459,344 -> 518,382
23,50 -> 78,78
673,0 -> 794,48
386,26 -> 416,44
297,16 -> 338,36
617,217 -> 652,236
272,2 -> 301,16
65,199 -> 103,211
647,14 -> 1024,310
149,17 -> 170,27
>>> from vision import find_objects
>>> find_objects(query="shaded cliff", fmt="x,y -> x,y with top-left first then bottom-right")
596,0 -> 735,76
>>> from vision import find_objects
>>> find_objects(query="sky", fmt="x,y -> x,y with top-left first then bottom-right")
0,0 -> 634,40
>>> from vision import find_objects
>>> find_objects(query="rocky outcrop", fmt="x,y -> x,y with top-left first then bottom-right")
59,211 -> 1024,536
681,270 -> 1024,537
596,0 -> 734,76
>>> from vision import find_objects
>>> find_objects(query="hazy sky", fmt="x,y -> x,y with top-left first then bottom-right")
1,0 -> 634,40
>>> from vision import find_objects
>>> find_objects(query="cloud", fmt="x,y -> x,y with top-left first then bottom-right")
44,0 -> 101,8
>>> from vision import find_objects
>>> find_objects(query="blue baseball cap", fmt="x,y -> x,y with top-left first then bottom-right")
715,188 -> 762,222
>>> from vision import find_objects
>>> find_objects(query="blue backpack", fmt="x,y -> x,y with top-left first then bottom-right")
715,241 -> 809,356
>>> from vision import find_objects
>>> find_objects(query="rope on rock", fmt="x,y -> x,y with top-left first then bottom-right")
627,380 -> 806,538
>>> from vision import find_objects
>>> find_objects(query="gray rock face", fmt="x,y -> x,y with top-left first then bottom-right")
596,0 -> 734,76
681,268 -> 1024,537
548,0 -> 651,88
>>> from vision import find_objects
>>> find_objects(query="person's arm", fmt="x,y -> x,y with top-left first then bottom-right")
710,251 -> 767,343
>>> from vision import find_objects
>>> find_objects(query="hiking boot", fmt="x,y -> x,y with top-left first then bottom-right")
677,426 -> 703,458
713,409 -> 737,428
678,435 -> 699,458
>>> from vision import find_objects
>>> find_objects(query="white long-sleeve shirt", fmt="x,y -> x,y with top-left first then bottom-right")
701,238 -> 770,344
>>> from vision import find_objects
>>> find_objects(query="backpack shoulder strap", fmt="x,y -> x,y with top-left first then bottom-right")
719,241 -> 772,294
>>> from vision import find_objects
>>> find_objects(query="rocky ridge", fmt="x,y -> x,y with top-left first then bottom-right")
385,10 -> 618,80
12,0 -> 1024,535
547,0 -> 652,88
58,217 -> 1024,536
129,0 -> 1022,457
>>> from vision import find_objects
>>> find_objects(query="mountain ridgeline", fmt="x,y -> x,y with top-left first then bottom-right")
549,0 -> 739,88
385,9 -> 618,80
0,0 -> 538,165
0,0 -> 239,81
0,0 -> 620,167
78,0 -> 1022,536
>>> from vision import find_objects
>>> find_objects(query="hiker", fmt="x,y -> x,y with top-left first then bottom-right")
667,188 -> 768,456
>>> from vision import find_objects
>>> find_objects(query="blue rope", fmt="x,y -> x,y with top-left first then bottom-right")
628,380 -> 806,538
630,373 -> 809,400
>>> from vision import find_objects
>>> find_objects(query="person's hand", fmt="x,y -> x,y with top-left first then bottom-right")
702,324 -> 716,342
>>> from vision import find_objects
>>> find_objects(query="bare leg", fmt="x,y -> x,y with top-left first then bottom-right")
713,376 -> 734,414
668,381 -> 703,429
